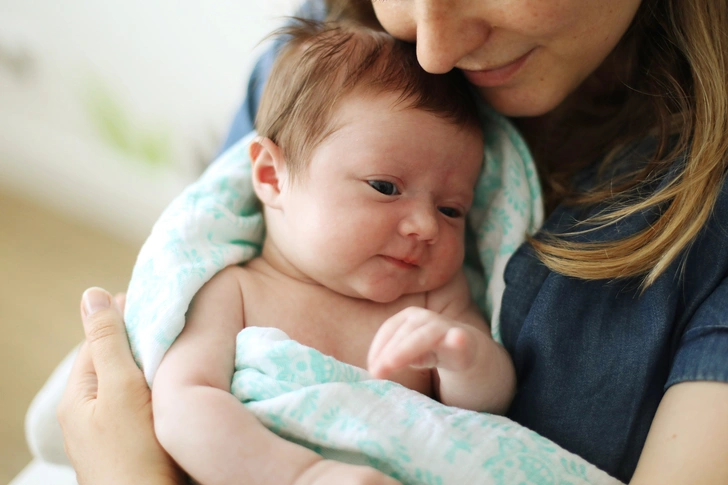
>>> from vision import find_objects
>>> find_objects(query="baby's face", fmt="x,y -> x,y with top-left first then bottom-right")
275,92 -> 483,302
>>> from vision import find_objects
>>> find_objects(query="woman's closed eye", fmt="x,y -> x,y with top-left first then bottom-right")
438,207 -> 463,218
368,180 -> 400,196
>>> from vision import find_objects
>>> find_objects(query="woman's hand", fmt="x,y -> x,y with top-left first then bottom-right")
57,287 -> 184,485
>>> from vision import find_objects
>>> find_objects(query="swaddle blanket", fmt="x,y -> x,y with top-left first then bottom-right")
125,107 -> 621,484
236,326 -> 621,485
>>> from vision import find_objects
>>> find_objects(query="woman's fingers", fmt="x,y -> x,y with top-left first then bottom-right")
80,287 -> 139,392
59,287 -> 182,484
58,342 -> 97,435
114,292 -> 127,314
66,342 -> 98,401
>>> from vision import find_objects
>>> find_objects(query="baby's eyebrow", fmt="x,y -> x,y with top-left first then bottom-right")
441,190 -> 474,208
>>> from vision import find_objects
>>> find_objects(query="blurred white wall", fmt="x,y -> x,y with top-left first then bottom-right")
0,0 -> 302,243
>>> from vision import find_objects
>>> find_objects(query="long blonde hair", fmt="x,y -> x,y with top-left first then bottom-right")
532,0 -> 728,287
327,0 -> 728,287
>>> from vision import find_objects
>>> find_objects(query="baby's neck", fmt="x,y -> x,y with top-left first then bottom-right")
255,238 -> 319,288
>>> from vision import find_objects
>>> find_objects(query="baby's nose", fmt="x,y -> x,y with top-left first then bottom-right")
399,206 -> 439,243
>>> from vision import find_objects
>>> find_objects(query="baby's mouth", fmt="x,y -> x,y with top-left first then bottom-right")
381,255 -> 419,269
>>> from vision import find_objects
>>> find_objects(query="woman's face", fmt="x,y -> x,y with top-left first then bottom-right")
372,0 -> 643,117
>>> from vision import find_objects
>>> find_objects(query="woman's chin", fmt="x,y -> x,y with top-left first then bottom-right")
478,85 -> 567,118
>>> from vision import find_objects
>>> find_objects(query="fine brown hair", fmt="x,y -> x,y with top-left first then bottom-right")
255,19 -> 480,182
327,0 -> 728,288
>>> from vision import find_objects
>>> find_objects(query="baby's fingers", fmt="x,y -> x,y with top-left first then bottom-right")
367,313 -> 407,370
432,327 -> 477,371
368,307 -> 438,365
369,320 -> 445,378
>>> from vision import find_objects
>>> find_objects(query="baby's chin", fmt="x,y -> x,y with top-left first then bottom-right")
350,277 -> 447,303
329,281 -> 406,303
359,289 -> 409,304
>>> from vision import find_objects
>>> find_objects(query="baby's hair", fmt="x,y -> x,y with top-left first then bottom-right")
255,19 -> 480,181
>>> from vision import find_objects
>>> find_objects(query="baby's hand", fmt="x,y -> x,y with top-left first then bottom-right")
367,306 -> 479,379
295,460 -> 401,485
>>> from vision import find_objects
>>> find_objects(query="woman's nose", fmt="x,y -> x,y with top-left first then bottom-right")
414,2 -> 490,74
399,206 -> 440,244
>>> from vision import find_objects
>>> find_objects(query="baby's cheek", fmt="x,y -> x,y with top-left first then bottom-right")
431,243 -> 465,285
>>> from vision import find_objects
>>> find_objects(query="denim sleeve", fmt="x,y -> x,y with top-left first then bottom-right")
217,44 -> 279,154
667,276 -> 728,388
218,0 -> 328,154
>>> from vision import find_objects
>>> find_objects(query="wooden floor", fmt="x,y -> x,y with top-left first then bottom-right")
0,191 -> 140,484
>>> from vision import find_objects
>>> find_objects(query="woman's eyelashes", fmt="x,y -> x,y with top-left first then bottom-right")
368,180 -> 400,196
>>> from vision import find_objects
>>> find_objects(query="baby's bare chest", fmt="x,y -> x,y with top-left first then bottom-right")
238,271 -> 433,395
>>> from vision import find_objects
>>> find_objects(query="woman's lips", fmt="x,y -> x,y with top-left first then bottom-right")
461,49 -> 535,88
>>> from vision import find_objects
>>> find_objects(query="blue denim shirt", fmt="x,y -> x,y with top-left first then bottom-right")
219,3 -> 728,481
501,153 -> 728,479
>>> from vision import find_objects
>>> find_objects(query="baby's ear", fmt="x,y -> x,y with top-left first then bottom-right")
249,137 -> 287,209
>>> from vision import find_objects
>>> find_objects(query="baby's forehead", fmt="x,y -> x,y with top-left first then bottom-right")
325,87 -> 481,134
304,94 -> 483,177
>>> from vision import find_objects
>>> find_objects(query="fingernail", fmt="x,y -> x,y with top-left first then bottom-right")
83,287 -> 110,316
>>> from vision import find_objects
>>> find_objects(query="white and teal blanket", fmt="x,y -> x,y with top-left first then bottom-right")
235,326 -> 620,485
124,107 -> 621,484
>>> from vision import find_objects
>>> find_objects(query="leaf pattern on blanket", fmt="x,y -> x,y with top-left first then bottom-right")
234,327 -> 622,485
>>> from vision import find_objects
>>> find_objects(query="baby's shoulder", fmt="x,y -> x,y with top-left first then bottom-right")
207,263 -> 249,286
196,262 -> 255,305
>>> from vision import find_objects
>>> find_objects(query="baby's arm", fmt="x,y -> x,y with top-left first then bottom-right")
152,267 -> 324,485
368,271 -> 515,414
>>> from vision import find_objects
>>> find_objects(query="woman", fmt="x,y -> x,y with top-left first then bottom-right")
58,0 -> 728,483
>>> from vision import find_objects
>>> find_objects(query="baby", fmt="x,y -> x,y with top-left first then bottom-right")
151,20 -> 516,485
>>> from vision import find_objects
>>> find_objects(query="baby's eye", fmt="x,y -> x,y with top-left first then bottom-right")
438,207 -> 462,218
368,180 -> 400,196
